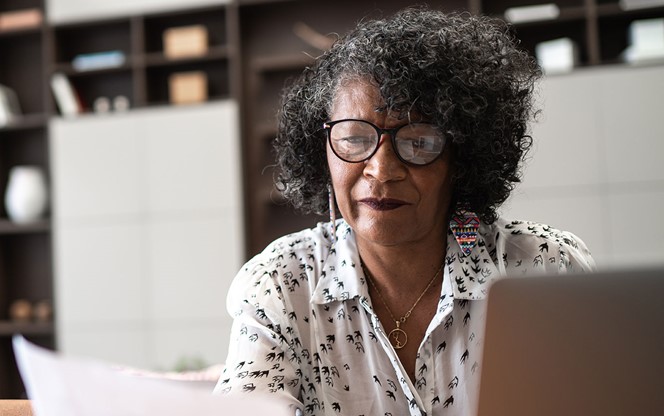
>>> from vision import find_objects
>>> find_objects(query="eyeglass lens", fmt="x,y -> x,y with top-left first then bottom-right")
328,119 -> 445,165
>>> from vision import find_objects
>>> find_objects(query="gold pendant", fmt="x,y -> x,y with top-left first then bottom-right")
388,321 -> 407,349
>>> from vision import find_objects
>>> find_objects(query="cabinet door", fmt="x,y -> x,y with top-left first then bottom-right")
50,102 -> 244,369
50,115 -> 144,220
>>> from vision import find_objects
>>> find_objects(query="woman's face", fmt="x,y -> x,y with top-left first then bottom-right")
327,78 -> 454,248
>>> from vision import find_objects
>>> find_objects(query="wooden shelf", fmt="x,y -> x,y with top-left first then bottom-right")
52,61 -> 133,77
250,52 -> 314,73
143,45 -> 230,67
0,321 -> 54,337
597,3 -> 664,18
0,220 -> 50,235
0,25 -> 44,38
0,114 -> 48,132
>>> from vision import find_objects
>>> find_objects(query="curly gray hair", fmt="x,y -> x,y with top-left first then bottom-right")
274,6 -> 541,223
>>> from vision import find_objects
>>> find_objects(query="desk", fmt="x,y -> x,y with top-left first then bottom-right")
0,400 -> 33,416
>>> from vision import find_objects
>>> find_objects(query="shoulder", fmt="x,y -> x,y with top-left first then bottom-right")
484,217 -> 596,273
226,222 -> 337,315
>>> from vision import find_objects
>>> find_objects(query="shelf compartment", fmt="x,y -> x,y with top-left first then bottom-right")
61,69 -> 134,113
145,60 -> 230,104
0,31 -> 46,115
0,233 -> 53,313
509,18 -> 591,65
0,321 -> 54,337
53,18 -> 132,65
481,0 -> 585,17
143,45 -> 230,67
0,220 -> 50,235
596,4 -> 664,63
0,114 -> 47,132
143,6 -> 228,55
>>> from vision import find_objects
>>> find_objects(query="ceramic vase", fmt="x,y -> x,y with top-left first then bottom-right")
4,165 -> 49,223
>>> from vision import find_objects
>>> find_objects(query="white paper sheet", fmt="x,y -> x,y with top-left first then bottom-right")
13,335 -> 292,416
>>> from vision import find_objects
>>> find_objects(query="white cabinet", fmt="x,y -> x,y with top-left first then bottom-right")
50,101 -> 243,370
501,65 -> 664,269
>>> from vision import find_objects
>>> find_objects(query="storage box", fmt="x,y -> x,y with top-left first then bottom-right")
0,8 -> 43,31
168,71 -> 208,104
163,25 -> 208,59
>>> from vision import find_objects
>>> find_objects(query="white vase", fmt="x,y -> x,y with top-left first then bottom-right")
4,165 -> 49,223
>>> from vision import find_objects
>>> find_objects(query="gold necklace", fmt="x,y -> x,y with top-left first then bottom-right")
362,261 -> 443,350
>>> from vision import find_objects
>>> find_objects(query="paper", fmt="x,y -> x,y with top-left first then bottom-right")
13,336 -> 292,416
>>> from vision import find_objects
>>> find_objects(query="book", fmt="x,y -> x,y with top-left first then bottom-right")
72,50 -> 126,72
50,72 -> 82,117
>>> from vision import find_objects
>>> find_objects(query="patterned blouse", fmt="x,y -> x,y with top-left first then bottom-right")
214,218 -> 595,415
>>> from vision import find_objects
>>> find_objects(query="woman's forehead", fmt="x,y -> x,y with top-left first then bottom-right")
330,78 -> 424,123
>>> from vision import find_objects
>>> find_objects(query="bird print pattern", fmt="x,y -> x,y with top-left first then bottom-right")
214,218 -> 595,415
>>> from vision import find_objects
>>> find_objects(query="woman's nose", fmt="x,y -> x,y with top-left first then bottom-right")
363,135 -> 407,182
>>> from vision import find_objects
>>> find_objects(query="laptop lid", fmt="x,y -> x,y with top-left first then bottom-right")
477,267 -> 664,416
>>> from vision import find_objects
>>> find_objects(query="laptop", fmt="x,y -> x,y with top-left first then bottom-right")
476,267 -> 664,416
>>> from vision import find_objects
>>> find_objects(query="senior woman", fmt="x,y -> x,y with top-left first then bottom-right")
215,6 -> 595,416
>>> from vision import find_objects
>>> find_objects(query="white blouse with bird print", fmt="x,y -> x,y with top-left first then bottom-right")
214,218 -> 595,416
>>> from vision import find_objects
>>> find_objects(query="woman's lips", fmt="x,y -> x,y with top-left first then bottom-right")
359,198 -> 409,211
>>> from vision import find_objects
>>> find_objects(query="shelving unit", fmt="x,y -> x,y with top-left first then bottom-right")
0,0 -> 662,399
48,5 -> 233,112
0,0 -> 53,400
0,1 -> 235,398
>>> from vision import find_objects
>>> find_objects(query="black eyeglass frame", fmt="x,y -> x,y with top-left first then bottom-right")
323,118 -> 446,166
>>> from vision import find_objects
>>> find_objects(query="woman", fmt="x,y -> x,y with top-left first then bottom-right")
214,6 -> 595,416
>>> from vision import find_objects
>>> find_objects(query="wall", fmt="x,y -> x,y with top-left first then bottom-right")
500,64 -> 664,270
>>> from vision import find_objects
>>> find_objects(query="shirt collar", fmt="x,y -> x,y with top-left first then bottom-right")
311,220 -> 368,305
311,220 -> 500,304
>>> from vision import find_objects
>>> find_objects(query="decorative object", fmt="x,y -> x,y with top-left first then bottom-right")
168,71 -> 207,104
113,95 -> 130,111
33,300 -> 53,322
362,261 -> 444,350
620,0 -> 664,10
163,25 -> 208,59
504,3 -> 560,24
72,50 -> 126,72
51,72 -> 82,116
623,18 -> 664,63
9,299 -> 32,322
0,84 -> 22,126
93,96 -> 111,113
4,165 -> 49,223
0,8 -> 42,32
535,37 -> 578,74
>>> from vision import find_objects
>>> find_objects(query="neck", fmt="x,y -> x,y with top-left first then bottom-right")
357,236 -> 447,296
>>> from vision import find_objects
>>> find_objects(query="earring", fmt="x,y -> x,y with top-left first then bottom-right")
449,206 -> 480,256
328,184 -> 337,243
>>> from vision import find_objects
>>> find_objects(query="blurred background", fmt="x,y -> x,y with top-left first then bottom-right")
0,0 -> 663,398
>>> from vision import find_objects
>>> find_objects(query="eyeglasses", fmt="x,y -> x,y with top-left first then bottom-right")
323,119 -> 446,166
